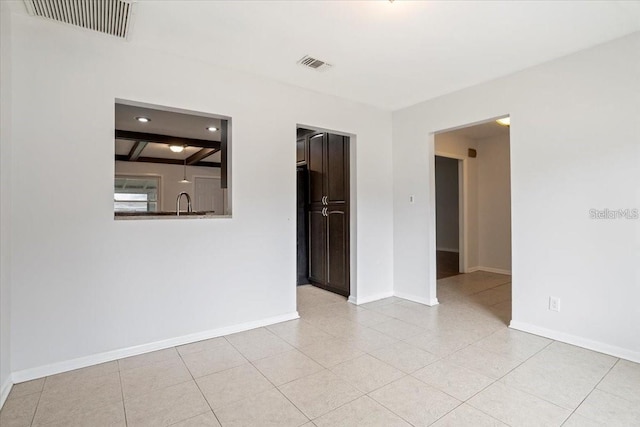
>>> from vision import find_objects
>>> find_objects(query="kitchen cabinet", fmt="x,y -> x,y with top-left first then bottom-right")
296,137 -> 306,164
307,132 -> 350,296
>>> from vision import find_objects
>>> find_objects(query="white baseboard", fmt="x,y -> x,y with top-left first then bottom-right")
0,376 -> 12,410
509,320 -> 640,364
466,266 -> 511,275
352,291 -> 394,305
12,311 -> 300,383
394,291 -> 439,307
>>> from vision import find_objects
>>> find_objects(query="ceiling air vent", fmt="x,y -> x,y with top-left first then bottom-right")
297,55 -> 333,72
23,0 -> 136,40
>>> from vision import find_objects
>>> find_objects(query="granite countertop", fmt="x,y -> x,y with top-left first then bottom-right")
114,211 -> 230,220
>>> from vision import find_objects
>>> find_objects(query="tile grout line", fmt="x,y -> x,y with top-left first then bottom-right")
363,374 -> 429,426
116,367 -> 129,427
407,281 -> 554,426
254,316 -> 406,423
28,375 -> 47,427
305,280 -> 507,425
249,357 -> 306,419
176,343 -> 225,427
559,357 -> 621,426
463,339 -> 583,424
224,332 -> 314,424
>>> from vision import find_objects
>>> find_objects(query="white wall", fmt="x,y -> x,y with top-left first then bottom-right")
435,133 -> 479,268
477,133 -> 511,272
393,33 -> 640,361
115,161 -> 224,214
8,14 -> 394,379
0,0 -> 13,406
434,156 -> 459,252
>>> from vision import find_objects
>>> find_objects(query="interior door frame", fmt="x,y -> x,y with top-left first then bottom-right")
192,175 -> 225,214
428,114 -> 512,308
434,152 -> 467,274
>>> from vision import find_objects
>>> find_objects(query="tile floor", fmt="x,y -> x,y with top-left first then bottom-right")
2,272 -> 639,426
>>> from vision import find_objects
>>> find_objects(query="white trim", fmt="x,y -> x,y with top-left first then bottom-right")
352,291 -> 394,305
0,377 -> 12,410
466,266 -> 512,275
436,247 -> 459,253
434,150 -> 466,161
510,321 -> 640,364
12,312 -> 299,383
394,291 -> 439,307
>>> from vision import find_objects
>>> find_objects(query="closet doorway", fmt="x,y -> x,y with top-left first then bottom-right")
296,127 -> 350,297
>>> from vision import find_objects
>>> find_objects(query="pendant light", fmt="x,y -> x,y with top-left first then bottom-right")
180,159 -> 190,183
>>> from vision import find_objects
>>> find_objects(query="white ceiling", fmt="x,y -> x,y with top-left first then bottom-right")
13,1 -> 640,110
128,0 -> 640,110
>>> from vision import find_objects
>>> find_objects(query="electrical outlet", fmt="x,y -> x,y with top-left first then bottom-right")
549,297 -> 561,312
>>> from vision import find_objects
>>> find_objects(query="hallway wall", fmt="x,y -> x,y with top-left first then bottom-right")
477,133 -> 511,273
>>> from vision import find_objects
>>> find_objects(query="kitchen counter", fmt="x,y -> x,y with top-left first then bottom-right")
114,211 -> 230,220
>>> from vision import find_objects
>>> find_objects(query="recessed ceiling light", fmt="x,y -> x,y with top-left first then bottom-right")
496,117 -> 510,126
206,126 -> 218,132
169,145 -> 185,153
136,116 -> 151,123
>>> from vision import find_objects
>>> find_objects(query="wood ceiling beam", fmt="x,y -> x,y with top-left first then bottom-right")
115,130 -> 221,150
127,141 -> 148,161
187,148 -> 219,165
115,155 -> 221,168
221,119 -> 228,189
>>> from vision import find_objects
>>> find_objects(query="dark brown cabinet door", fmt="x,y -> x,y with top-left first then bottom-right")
306,132 -> 350,297
326,134 -> 348,205
326,209 -> 349,294
307,133 -> 325,205
308,208 -> 326,284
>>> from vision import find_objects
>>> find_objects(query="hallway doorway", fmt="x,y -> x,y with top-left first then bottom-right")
433,117 -> 512,319
435,155 -> 462,279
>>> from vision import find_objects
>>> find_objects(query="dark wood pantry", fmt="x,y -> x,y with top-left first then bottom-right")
296,129 -> 350,297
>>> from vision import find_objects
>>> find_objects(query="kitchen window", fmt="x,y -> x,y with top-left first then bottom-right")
114,176 -> 159,212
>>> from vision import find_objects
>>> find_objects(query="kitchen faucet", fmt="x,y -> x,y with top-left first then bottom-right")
176,192 -> 192,216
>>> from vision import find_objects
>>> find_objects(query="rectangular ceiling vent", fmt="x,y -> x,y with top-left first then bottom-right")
297,55 -> 333,72
23,0 -> 136,40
